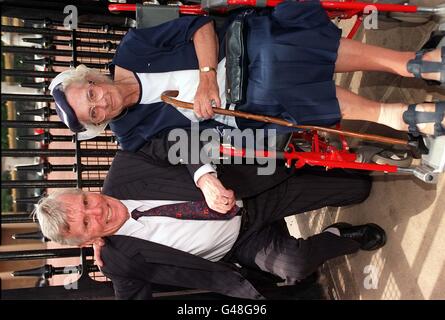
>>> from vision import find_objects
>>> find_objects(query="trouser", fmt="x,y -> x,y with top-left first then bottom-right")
228,168 -> 371,284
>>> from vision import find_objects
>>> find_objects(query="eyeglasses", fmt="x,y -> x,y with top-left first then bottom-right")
86,81 -> 105,125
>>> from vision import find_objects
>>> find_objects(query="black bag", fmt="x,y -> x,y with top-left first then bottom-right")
225,10 -> 254,105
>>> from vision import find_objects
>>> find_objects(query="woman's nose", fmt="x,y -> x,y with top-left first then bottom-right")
94,98 -> 108,108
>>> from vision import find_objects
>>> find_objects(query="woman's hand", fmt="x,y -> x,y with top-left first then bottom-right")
194,72 -> 221,120
192,21 -> 220,120
197,173 -> 236,213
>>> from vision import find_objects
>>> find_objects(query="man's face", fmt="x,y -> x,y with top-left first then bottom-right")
58,192 -> 129,245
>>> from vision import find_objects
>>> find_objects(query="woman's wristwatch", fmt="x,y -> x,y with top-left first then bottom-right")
199,66 -> 217,73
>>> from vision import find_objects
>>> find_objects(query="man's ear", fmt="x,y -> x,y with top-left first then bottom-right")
92,237 -> 105,246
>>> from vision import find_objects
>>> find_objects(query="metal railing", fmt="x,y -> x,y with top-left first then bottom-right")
1,7 -> 123,299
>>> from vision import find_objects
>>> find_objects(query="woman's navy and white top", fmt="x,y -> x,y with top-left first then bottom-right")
110,1 -> 343,152
134,57 -> 236,127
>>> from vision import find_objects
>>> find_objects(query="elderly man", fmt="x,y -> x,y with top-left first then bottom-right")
35,131 -> 386,300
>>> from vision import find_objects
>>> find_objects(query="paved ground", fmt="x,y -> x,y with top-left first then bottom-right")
287,1 -> 445,300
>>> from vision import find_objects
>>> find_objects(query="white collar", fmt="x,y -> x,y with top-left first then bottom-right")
115,214 -> 145,236
115,200 -> 146,236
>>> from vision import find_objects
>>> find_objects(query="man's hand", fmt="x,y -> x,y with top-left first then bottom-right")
194,72 -> 221,120
197,173 -> 235,214
92,238 -> 105,268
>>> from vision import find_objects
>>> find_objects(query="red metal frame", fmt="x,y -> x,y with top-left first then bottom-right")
219,130 -> 399,173
108,4 -> 212,15
108,1 -> 420,39
108,1 -> 419,13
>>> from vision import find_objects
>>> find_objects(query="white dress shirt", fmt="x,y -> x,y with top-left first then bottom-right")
115,199 -> 243,262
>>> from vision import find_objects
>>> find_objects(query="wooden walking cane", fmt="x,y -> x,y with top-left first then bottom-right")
161,90 -> 409,146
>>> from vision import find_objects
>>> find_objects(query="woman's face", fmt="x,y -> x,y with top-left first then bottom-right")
65,80 -> 124,125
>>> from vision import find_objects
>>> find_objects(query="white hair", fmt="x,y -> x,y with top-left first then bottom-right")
61,64 -> 112,91
33,188 -> 86,246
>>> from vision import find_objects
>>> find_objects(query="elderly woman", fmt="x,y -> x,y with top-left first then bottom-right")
50,0 -> 445,151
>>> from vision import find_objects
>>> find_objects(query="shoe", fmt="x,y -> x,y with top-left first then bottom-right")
323,222 -> 387,251
403,102 -> 445,137
406,45 -> 445,86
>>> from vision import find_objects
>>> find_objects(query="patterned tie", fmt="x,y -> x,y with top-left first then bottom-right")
131,201 -> 240,220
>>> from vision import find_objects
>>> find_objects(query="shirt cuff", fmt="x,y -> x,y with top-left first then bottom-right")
194,164 -> 217,186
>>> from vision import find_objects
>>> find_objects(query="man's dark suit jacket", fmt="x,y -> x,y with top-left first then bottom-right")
100,133 -> 295,300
